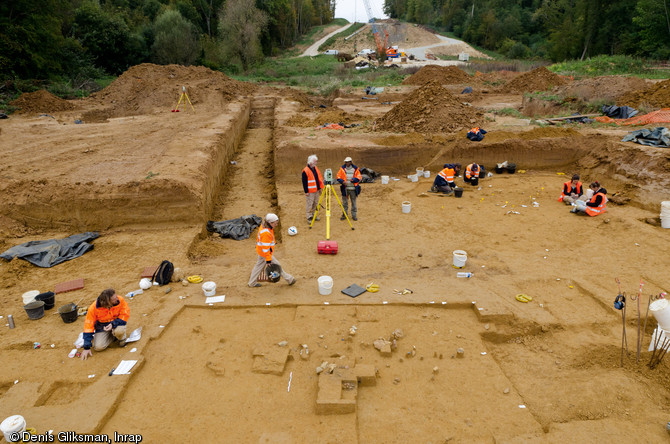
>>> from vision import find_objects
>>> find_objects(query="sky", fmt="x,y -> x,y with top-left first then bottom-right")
334,0 -> 389,24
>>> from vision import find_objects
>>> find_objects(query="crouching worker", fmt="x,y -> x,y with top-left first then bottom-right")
559,174 -> 583,204
571,181 -> 607,216
431,163 -> 461,193
248,213 -> 296,287
464,163 -> 484,185
80,289 -> 129,360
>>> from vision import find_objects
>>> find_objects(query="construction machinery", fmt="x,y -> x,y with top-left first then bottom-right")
361,0 -> 388,59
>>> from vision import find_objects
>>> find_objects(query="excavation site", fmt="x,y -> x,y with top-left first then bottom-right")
0,62 -> 669,443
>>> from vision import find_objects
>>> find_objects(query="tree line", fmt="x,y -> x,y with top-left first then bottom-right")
383,0 -> 670,61
0,0 -> 335,81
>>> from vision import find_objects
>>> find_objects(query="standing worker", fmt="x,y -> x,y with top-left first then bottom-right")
248,213 -> 296,287
559,174 -> 583,204
302,154 -> 324,223
571,181 -> 607,216
431,163 -> 461,193
80,289 -> 129,360
337,156 -> 362,221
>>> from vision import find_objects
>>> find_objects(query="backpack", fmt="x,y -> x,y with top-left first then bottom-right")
152,260 -> 174,286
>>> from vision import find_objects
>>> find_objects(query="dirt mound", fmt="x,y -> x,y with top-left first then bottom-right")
475,127 -> 583,143
502,66 -> 568,93
10,90 -> 76,114
617,78 -> 670,109
402,65 -> 472,85
86,63 -> 256,118
285,107 -> 367,127
553,76 -> 650,103
374,81 -> 482,133
275,87 -> 328,109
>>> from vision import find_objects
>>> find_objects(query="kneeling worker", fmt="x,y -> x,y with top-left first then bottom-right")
80,289 -> 130,360
559,174 -> 583,204
464,163 -> 483,185
432,163 -> 461,193
336,157 -> 362,221
571,181 -> 607,216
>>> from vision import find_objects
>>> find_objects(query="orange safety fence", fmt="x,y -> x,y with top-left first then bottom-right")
594,108 -> 670,126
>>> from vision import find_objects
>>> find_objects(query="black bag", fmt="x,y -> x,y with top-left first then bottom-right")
151,260 -> 174,286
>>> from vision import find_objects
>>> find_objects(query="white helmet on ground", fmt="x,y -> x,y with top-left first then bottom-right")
288,226 -> 298,236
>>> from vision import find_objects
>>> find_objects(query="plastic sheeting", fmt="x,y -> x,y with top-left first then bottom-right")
206,214 -> 262,240
602,105 -> 638,119
621,127 -> 669,147
0,232 -> 99,268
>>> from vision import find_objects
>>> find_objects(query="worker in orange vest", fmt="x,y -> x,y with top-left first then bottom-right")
336,156 -> 362,221
464,163 -> 483,185
248,213 -> 296,287
571,181 -> 607,216
80,289 -> 130,360
559,174 -> 583,204
302,154 -> 324,223
431,163 -> 461,193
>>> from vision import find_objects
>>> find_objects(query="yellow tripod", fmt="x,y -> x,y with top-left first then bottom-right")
309,180 -> 354,240
172,86 -> 195,113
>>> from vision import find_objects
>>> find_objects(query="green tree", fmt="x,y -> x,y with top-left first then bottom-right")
219,0 -> 269,70
634,0 -> 670,58
152,9 -> 199,65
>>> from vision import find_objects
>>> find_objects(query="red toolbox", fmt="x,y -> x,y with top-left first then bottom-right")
317,241 -> 338,254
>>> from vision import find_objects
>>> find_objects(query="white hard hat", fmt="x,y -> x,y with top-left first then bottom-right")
344,157 -> 353,162
266,213 -> 279,223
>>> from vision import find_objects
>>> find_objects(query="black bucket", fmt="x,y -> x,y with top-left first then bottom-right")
507,163 -> 517,174
454,187 -> 464,198
58,303 -> 78,324
35,291 -> 55,310
265,263 -> 282,283
495,166 -> 504,174
24,300 -> 45,320
470,177 -> 479,186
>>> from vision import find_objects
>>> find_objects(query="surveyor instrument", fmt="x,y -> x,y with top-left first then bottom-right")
309,168 -> 354,240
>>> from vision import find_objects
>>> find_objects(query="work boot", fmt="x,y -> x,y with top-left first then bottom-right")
249,283 -> 262,287
118,339 -> 127,348
352,215 -> 358,221
340,214 -> 347,220
430,185 -> 437,193
288,278 -> 297,286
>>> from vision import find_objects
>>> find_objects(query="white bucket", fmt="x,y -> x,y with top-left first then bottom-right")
410,174 -> 418,183
22,290 -> 39,305
1,415 -> 26,442
424,170 -> 430,178
416,167 -> 424,176
402,201 -> 411,213
650,299 -> 670,331
318,276 -> 333,295
202,281 -> 216,297
381,175 -> 389,185
452,250 -> 467,268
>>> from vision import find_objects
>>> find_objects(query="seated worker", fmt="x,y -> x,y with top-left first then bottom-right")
464,163 -> 483,185
80,289 -> 130,360
432,163 -> 461,193
571,181 -> 607,216
559,174 -> 583,204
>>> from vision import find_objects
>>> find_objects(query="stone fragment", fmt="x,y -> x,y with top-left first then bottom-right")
456,348 -> 465,358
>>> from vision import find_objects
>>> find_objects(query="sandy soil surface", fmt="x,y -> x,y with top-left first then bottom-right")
1,63 -> 670,443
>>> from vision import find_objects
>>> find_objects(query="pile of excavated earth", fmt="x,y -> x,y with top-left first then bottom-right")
1,50 -> 670,444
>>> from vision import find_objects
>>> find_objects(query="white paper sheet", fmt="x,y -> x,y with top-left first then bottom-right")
125,327 -> 142,343
205,295 -> 226,304
113,360 -> 138,375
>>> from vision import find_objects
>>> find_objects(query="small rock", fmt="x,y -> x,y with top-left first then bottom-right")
181,279 -> 189,286
439,353 -> 443,359
603,218 -> 610,224
278,341 -> 288,347
541,325 -> 549,333
316,366 -> 324,374
393,377 -> 401,384
327,363 -> 337,373
503,388 -> 510,394
456,334 -> 462,338
484,323 -> 489,330
433,366 -> 439,373
418,253 -> 422,257
456,348 -> 465,358
319,335 -> 324,339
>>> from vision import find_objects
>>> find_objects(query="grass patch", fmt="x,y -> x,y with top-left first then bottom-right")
549,55 -> 669,79
494,108 -> 525,118
318,22 -> 365,52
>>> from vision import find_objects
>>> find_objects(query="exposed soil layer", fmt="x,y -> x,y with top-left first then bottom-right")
10,90 -> 76,114
285,107 -> 368,127
617,78 -> 670,109
553,75 -> 650,103
402,65 -> 472,85
375,81 -> 483,133
501,66 -> 568,93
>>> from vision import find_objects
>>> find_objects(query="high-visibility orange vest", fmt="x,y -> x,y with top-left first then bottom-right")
302,166 -> 324,193
469,127 -> 481,135
84,296 -> 130,333
438,167 -> 456,183
559,180 -> 582,202
336,166 -> 362,187
585,192 -> 607,216
256,227 -> 275,260
465,164 -> 479,179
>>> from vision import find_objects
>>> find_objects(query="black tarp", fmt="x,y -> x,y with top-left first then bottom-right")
602,105 -> 638,119
621,127 -> 670,147
360,167 -> 379,183
0,232 -> 99,268
206,214 -> 262,240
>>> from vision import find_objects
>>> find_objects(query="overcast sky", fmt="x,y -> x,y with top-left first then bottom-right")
334,0 -> 388,24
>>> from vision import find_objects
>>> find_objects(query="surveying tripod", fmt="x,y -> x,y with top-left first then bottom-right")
309,168 -> 354,240
172,86 -> 195,112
